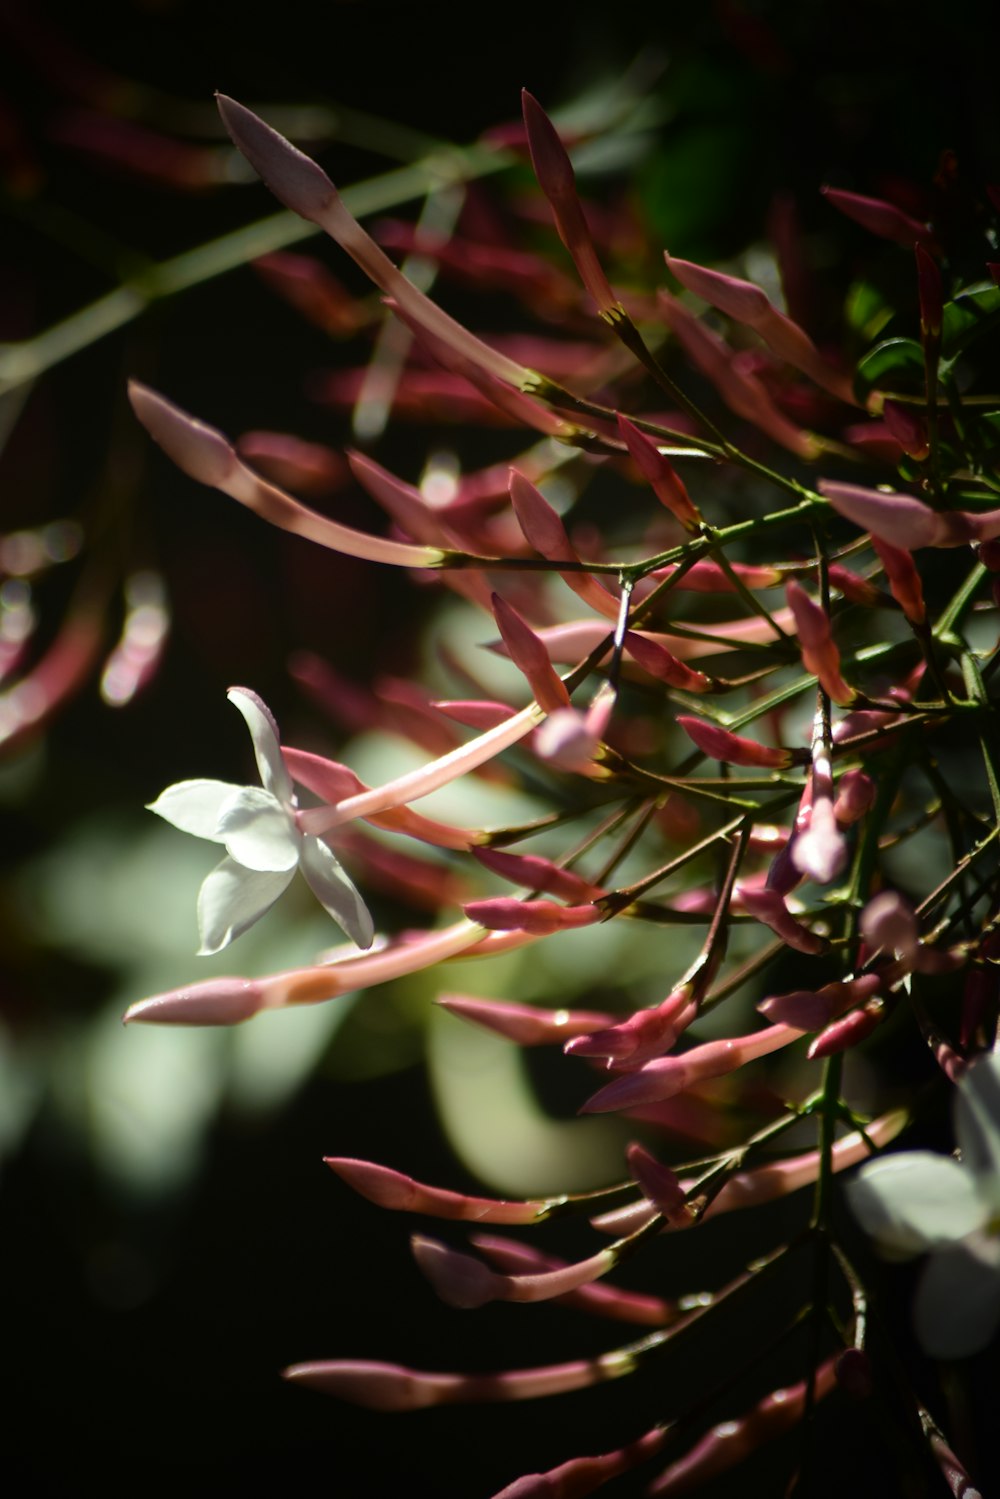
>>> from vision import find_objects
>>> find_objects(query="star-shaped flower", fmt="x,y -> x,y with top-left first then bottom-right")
148,687 -> 373,955
848,1049 -> 1000,1358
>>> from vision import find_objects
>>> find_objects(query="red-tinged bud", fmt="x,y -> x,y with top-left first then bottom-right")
521,90 -> 619,316
915,243 -> 942,337
827,563 -> 881,607
835,1347 -> 875,1399
412,1233 -> 615,1309
472,846 -> 603,902
623,631 -> 713,692
871,534 -> 926,623
818,479 -> 967,548
616,415 -> 700,528
580,1024 -> 802,1114
792,797 -> 848,885
493,594 -> 571,714
861,890 -> 918,961
433,699 -> 515,730
821,186 -> 934,247
283,1353 -> 620,1407
437,994 -> 617,1046
677,715 -> 792,768
785,580 -> 854,704
463,898 -> 601,934
508,471 -> 618,619
648,1359 -> 838,1494
626,1144 -> 694,1225
534,704 -> 609,775
235,431 -> 345,499
758,973 -> 880,1030
493,1427 -> 666,1498
566,988 -> 697,1065
807,998 -> 884,1058
123,977 -> 265,1026
217,93 -> 336,222
129,381 -> 236,488
650,560 -> 782,594
738,887 -> 827,954
325,1157 -> 542,1223
834,769 -> 876,825
882,399 -> 930,461
832,706 -> 902,745
471,1234 -> 673,1325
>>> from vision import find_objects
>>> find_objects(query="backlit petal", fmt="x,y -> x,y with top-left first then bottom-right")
848,1152 -> 987,1255
196,856 -> 293,954
915,1238 -> 1000,1358
147,779 -> 243,841
228,686 -> 293,802
300,836 -> 374,949
217,786 -> 300,871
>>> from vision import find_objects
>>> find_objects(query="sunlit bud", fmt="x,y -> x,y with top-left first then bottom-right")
325,1157 -> 542,1223
821,186 -> 934,247
860,890 -> 918,961
677,716 -> 792,768
493,1426 -> 666,1498
616,415 -> 700,528
827,563 -> 881,607
534,687 -> 615,775
792,797 -> 848,885
758,973 -> 881,1030
284,746 -> 477,851
650,560 -> 782,594
623,632 -> 713,692
626,1144 -> 694,1225
472,846 -> 603,901
807,998 -> 885,1058
437,994 -> 617,1046
882,400 -> 930,461
412,1233 -> 615,1309
785,580 -> 854,704
124,977 -> 265,1026
870,533 -> 926,623
647,1359 -> 837,1494
434,699 -> 516,730
832,706 -> 902,744
284,1350 -> 633,1407
493,593 -> 572,713
738,887 -> 826,954
508,470 -> 618,619
819,479 -> 973,549
463,897 -> 601,934
833,769 -> 876,825
235,431 -> 346,498
565,988 -> 697,1065
580,1023 -> 802,1114
521,90 -> 619,316
471,1234 -> 673,1325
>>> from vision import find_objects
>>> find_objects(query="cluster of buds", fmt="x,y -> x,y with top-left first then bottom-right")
124,90 -> 999,1496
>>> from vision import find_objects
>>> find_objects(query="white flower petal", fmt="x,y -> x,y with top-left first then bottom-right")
915,1238 -> 1000,1359
955,1050 -> 1000,1199
228,686 -> 293,802
300,836 -> 374,950
147,779 -> 243,841
217,786 -> 300,872
847,1151 -> 987,1255
196,856 -> 293,954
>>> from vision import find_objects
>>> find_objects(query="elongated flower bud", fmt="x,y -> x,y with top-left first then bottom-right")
677,716 -> 792,768
565,988 -> 697,1065
738,887 -> 827,954
871,534 -> 926,623
437,994 -> 618,1046
819,480 -> 974,549
412,1233 -> 616,1308
758,973 -> 881,1030
471,1234 -> 674,1324
807,998 -> 885,1058
472,846 -> 603,901
626,1144 -> 694,1225
580,1023 -> 803,1114
493,593 -> 572,713
623,633 -> 713,693
616,415 -> 700,528
123,976 -> 265,1026
833,769 -> 876,825
785,580 -> 854,704
493,1426 -> 665,1498
464,897 -> 601,934
325,1158 -> 543,1223
821,186 -> 934,247
282,1353 -> 632,1408
508,470 -> 618,620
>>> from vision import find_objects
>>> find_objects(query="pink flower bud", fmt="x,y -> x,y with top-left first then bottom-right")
580,1024 -> 802,1114
791,797 -> 848,885
282,1353 -> 622,1407
833,769 -> 876,825
472,846 -> 603,901
129,381 -> 236,488
626,1144 -> 694,1225
785,580 -> 854,704
470,1234 -> 673,1325
253,251 -> 365,336
821,185 -> 934,247
493,1426 -> 665,1498
819,480 -> 972,549
860,890 -> 918,961
325,1157 -> 543,1224
492,594 -> 572,713
871,533 -> 926,623
677,715 -> 792,768
807,999 -> 885,1058
623,632 -> 713,693
616,415 -> 700,528
463,898 -> 601,934
758,973 -> 881,1030
828,563 -> 882,606
508,470 -> 618,620
412,1233 -> 615,1308
738,887 -> 827,954
123,977 -> 265,1026
565,989 -> 697,1065
882,399 -> 930,461
437,994 -> 617,1046
235,431 -> 345,499
533,705 -> 608,775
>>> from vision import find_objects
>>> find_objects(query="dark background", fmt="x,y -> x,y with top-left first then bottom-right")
3,2 -> 1000,1495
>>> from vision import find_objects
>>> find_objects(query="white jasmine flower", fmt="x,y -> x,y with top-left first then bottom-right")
848,1049 -> 1000,1358
148,687 -> 373,955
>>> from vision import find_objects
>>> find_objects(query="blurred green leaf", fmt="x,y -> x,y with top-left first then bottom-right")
853,336 -> 925,403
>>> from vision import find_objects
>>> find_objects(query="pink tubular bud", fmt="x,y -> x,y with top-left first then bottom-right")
677,716 -> 791,768
616,415 -> 700,528
123,977 -> 264,1026
217,93 -> 336,221
828,563 -> 882,606
471,1234 -> 673,1325
738,887 -> 826,954
472,846 -> 603,902
819,480 -> 973,549
882,400 -> 930,461
282,1352 -> 625,1408
533,705 -> 607,775
128,381 -> 236,487
235,431 -> 345,499
434,700 -> 516,730
785,580 -> 854,704
492,594 -> 571,713
437,994 -> 617,1046
807,998 -> 884,1058
493,1426 -> 666,1498
508,470 -> 618,619
871,534 -> 927,623
758,973 -> 881,1030
324,1158 -> 542,1224
623,632 -> 712,693
521,90 -> 619,316
626,1144 -> 694,1225
283,746 -> 476,851
860,890 -> 918,961
821,186 -> 934,248
833,769 -> 876,825
412,1233 -> 615,1309
565,989 -> 697,1066
647,1358 -> 837,1494
463,898 -> 600,934
791,797 -> 848,885
580,1024 -> 802,1114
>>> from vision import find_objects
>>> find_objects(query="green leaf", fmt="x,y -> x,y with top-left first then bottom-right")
941,283 -> 1000,359
853,337 -> 925,405
845,280 -> 894,341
